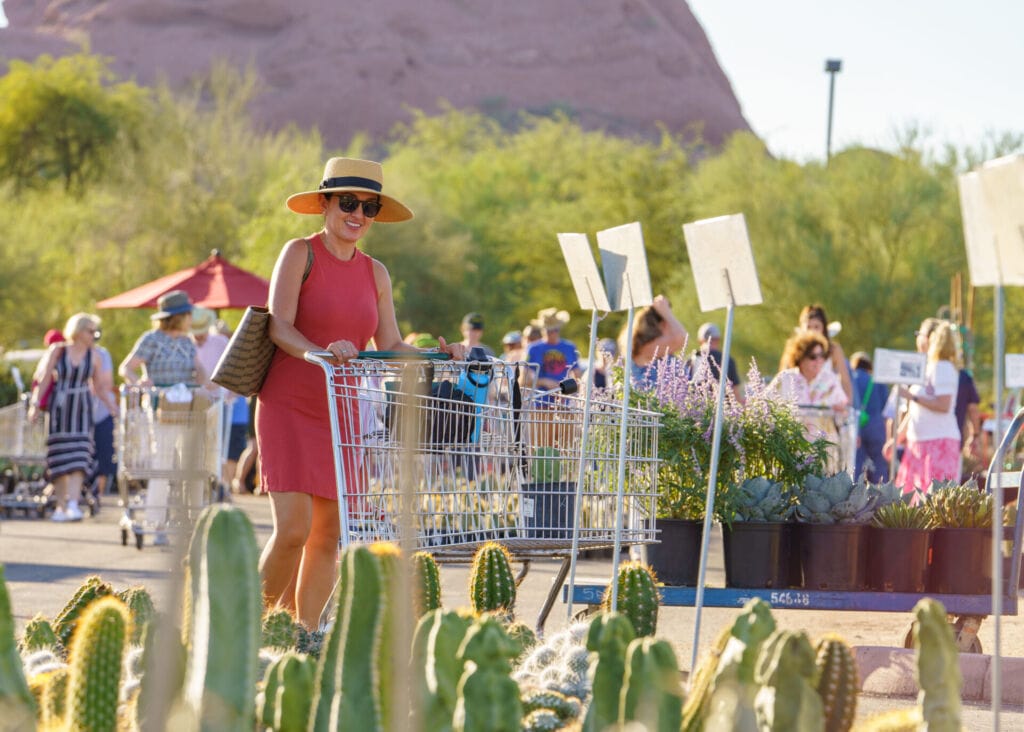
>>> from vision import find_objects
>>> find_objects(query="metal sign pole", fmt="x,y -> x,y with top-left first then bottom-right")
690,269 -> 736,675
609,305 -> 636,611
992,282 -> 1005,728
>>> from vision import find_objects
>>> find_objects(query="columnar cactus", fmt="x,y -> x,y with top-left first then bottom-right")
259,651 -> 315,732
601,561 -> 660,637
619,636 -> 684,731
453,616 -> 523,732
413,608 -> 474,732
181,504 -> 261,731
413,551 -> 443,617
66,595 -> 130,732
18,613 -> 61,655
815,634 -> 858,732
913,598 -> 961,731
582,612 -> 635,732
469,542 -> 516,615
368,541 -> 402,732
261,608 -> 299,650
134,614 -> 186,732
0,565 -> 36,728
753,629 -> 824,731
36,666 -> 69,726
54,575 -> 114,648
311,543 -> 387,731
116,586 -> 156,645
504,621 -> 537,663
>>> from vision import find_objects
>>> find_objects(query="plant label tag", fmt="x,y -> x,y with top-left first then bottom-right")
959,155 -> 1024,286
873,348 -> 927,385
558,232 -> 612,312
682,213 -> 762,311
597,221 -> 653,311
522,497 -> 535,519
1006,353 -> 1024,389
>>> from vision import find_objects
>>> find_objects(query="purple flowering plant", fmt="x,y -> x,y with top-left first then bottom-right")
620,353 -> 828,522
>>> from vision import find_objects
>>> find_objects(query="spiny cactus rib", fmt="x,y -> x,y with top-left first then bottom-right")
116,586 -> 156,645
753,629 -> 824,732
134,614 -> 186,732
582,612 -> 635,732
38,666 -> 69,727
54,575 -> 114,648
815,634 -> 858,732
413,608 -> 474,732
619,636 -> 684,731
182,504 -> 261,731
469,542 -> 517,616
259,651 -> 315,732
521,708 -> 561,731
913,599 -> 961,732
67,596 -> 130,732
413,551 -> 443,617
453,617 -> 523,732
0,565 -> 36,727
601,561 -> 660,637
18,614 -> 61,656
368,541 -> 401,732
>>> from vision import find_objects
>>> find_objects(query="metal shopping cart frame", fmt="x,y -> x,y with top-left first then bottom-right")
115,385 -> 224,549
306,350 -> 661,631
0,397 -> 52,518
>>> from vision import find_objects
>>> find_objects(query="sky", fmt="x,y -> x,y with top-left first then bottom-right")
686,0 -> 1024,162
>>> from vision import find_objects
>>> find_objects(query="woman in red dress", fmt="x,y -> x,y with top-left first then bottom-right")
257,158 -> 465,627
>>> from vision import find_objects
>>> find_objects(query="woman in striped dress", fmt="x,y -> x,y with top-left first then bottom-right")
29,313 -> 117,521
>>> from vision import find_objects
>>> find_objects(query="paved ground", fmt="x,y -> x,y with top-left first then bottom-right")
2,491 -> 1022,729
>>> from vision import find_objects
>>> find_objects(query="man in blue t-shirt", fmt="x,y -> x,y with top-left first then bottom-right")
525,307 -> 581,390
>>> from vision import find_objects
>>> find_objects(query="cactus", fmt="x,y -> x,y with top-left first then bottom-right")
521,708 -> 562,731
733,476 -> 793,522
134,613 -> 187,732
262,607 -> 299,650
295,626 -> 326,659
310,543 -> 387,731
619,636 -> 684,731
469,542 -> 517,616
259,651 -> 315,732
66,595 -> 130,732
117,586 -> 156,645
53,575 -> 114,648
520,688 -> 581,721
453,616 -> 523,732
753,629 -> 824,732
795,473 -> 876,524
815,634 -> 858,732
368,541 -> 402,732
512,622 -> 590,702
582,612 -> 635,732
412,551 -> 443,617
531,446 -> 562,484
600,561 -> 660,637
18,613 -> 61,656
0,564 -> 36,729
414,608 -> 475,732
912,598 -> 961,731
504,621 -> 537,663
34,666 -> 69,726
181,504 -> 261,731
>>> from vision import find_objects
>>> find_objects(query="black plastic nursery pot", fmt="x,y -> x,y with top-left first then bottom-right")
867,527 -> 932,593
521,481 -> 576,539
798,523 -> 869,591
928,528 -> 993,595
647,518 -> 703,586
722,522 -> 793,589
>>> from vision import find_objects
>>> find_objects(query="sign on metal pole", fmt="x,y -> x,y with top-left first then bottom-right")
1006,354 -> 1024,390
596,221 -> 653,311
558,233 -> 612,312
683,214 -> 763,310
871,348 -> 928,386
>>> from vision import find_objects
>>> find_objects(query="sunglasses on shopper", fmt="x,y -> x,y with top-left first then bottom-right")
806,351 -> 825,361
332,193 -> 382,218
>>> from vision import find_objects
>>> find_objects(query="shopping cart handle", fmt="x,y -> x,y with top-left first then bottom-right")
305,350 -> 451,363
559,378 -> 578,395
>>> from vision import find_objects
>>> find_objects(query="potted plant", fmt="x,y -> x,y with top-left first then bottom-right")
925,480 -> 993,594
721,477 -> 795,588
521,446 -> 576,540
868,495 -> 935,592
793,472 -> 877,590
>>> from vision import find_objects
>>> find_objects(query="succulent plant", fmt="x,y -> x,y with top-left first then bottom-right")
453,616 -> 523,732
512,622 -> 590,702
871,500 -> 936,530
619,636 -> 684,730
530,446 -> 562,484
1,565 -> 36,728
66,596 -> 130,732
866,480 -> 906,511
925,481 -> 993,528
600,561 -> 660,637
794,473 -> 876,524
814,634 -> 858,732
732,477 -> 793,522
18,614 -> 62,656
469,542 -> 516,616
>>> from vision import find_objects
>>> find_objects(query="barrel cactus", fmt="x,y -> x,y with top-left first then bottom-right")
66,595 -> 130,732
262,608 -> 299,650
469,542 -> 516,616
412,550 -> 443,617
815,634 -> 858,732
601,561 -> 660,637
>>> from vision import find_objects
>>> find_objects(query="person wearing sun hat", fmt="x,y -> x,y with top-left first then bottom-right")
257,157 -> 466,627
524,306 -> 581,390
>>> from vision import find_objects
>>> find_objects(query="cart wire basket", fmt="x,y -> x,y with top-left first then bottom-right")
116,385 -> 224,548
0,397 -> 51,517
305,352 -> 660,560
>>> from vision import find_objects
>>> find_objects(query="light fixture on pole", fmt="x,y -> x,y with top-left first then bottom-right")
825,58 -> 842,164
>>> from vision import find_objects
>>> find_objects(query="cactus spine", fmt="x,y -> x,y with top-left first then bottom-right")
601,561 -> 660,637
53,575 -> 114,648
753,629 -> 824,732
913,598 -> 961,731
0,565 -> 36,729
619,636 -> 684,731
815,634 -> 858,732
182,504 -> 261,731
259,651 -> 315,732
469,542 -> 516,615
453,616 -> 523,732
66,595 -> 130,732
311,543 -> 387,731
413,551 -> 443,617
582,612 -> 635,732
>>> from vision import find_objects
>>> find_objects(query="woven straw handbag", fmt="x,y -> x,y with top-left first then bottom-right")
211,306 -> 275,396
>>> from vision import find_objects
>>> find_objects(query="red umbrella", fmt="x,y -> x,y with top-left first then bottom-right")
96,250 -> 269,311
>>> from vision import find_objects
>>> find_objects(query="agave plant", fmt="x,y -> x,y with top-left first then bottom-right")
925,481 -> 993,528
793,473 -> 876,524
866,480 -> 906,512
731,477 -> 793,523
871,500 -> 936,530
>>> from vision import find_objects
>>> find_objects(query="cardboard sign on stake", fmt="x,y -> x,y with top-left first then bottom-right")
596,222 -> 653,312
872,348 -> 927,386
682,214 -> 763,311
557,233 -> 612,312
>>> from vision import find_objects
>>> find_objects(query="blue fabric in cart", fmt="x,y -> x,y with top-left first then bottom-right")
456,364 -> 493,443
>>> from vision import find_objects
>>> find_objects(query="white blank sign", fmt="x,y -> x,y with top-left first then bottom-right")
1006,354 -> 1024,389
958,154 -> 1024,286
873,348 -> 927,386
682,214 -> 762,311
596,222 -> 653,312
558,232 -> 612,312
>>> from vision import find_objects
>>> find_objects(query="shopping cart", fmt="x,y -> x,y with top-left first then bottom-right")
305,350 -> 660,630
0,397 -> 52,518
795,404 -> 858,477
116,385 -> 224,549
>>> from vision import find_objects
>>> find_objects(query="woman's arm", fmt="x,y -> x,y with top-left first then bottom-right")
266,238 -> 327,359
92,351 -> 119,415
119,334 -> 151,386
830,341 -> 854,401
636,295 -> 687,362
27,346 -> 60,419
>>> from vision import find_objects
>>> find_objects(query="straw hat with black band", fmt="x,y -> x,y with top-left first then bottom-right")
286,157 -> 413,223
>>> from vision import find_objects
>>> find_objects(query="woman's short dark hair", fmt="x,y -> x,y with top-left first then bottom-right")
781,331 -> 828,370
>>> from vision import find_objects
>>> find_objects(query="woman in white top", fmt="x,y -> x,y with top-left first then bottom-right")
890,318 -> 960,494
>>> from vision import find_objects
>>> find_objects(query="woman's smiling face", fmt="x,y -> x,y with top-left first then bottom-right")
321,192 -> 379,243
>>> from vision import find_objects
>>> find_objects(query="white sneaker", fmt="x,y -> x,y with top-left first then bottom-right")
51,508 -> 69,522
66,503 -> 84,521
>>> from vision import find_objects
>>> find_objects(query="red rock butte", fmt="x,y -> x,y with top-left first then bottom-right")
0,0 -> 750,148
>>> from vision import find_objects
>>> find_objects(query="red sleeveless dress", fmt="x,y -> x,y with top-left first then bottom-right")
256,235 -> 378,500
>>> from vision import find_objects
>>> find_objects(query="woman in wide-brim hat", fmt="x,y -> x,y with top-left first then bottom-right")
257,157 -> 466,627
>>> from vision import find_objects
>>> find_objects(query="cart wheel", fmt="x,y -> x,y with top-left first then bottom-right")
135,532 -> 144,551
36,506 -> 46,519
121,528 -> 128,546
902,625 -> 914,649
572,604 -> 600,623
953,616 -> 983,654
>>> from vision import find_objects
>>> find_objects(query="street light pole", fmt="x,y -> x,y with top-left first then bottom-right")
825,58 -> 842,164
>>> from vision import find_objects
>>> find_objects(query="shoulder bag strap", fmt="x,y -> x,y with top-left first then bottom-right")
302,236 -> 315,283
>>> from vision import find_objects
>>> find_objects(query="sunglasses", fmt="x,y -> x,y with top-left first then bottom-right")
90,329 -> 102,340
332,193 -> 382,218
806,351 -> 825,361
